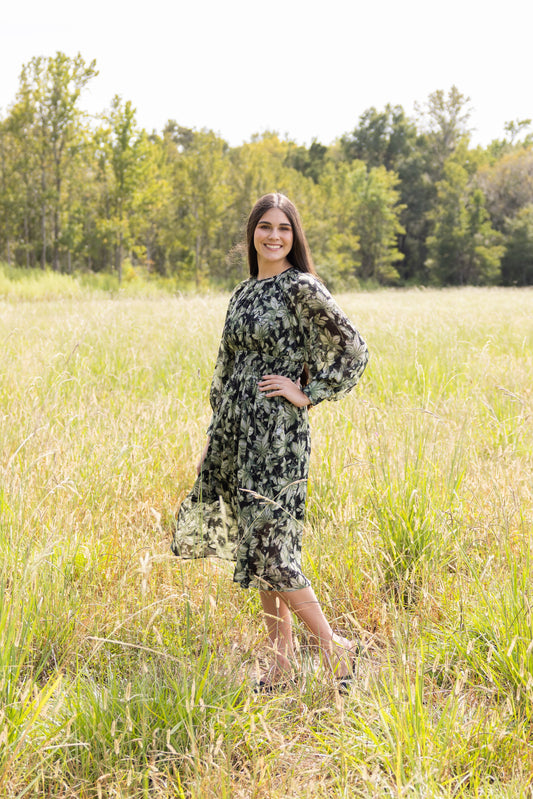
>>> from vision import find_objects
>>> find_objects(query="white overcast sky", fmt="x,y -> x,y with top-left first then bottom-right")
1,0 -> 532,147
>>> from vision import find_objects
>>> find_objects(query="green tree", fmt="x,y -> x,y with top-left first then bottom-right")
415,86 -> 473,170
11,53 -> 97,270
501,205 -> 533,285
477,148 -> 533,231
108,97 -> 139,281
354,165 -> 405,283
3,92 -> 40,267
339,103 -> 432,282
316,160 -> 404,285
285,138 -> 328,183
57,126 -> 103,272
340,104 -> 416,170
135,133 -> 172,276
314,160 -> 362,284
503,119 -> 533,146
0,117 -> 21,265
403,87 -> 472,281
161,127 -> 232,286
1,99 -> 45,268
426,154 -> 504,285
93,96 -> 156,282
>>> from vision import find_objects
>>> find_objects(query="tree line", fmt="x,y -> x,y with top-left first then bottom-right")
1,52 -> 533,289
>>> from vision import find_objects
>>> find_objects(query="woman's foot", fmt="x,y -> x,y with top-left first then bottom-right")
327,633 -> 358,680
254,662 -> 295,693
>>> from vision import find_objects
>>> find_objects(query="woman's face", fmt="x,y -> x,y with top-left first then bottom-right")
253,208 -> 293,267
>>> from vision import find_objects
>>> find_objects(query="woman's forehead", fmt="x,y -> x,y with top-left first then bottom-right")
257,208 -> 292,226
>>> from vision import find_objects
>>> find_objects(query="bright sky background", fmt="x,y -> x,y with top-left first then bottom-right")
2,0 -> 532,147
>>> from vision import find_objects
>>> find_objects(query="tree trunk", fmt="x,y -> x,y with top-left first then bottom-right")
53,208 -> 60,271
195,233 -> 200,289
53,169 -> 61,271
193,204 -> 201,289
41,163 -> 47,269
116,232 -> 123,284
23,214 -> 30,268
41,203 -> 46,269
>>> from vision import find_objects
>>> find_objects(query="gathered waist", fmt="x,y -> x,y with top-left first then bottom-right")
231,349 -> 305,382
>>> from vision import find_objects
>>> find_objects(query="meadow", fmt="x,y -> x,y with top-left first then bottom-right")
1,274 -> 532,797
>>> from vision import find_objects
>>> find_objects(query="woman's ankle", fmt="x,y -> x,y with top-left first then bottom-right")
322,635 -> 356,676
273,655 -> 294,673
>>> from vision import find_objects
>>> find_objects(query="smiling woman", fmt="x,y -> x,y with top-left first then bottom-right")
172,192 -> 369,693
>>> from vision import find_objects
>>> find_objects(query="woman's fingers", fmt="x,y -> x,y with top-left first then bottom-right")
258,374 -> 291,395
258,374 -> 310,408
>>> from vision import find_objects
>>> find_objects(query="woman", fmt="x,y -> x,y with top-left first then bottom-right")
172,193 -> 369,691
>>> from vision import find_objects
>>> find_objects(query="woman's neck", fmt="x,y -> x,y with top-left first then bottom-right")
256,258 -> 291,281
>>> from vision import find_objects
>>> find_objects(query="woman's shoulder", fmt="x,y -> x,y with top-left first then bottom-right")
228,278 -> 253,300
282,267 -> 332,303
283,267 -> 322,290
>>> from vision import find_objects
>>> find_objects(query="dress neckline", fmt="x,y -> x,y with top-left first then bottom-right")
255,266 -> 294,283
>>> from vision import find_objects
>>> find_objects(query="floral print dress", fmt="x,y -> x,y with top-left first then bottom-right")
172,267 -> 369,591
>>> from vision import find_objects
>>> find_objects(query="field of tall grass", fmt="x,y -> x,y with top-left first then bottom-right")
1,274 -> 532,797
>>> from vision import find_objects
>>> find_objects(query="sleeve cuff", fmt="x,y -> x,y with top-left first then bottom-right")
302,382 -> 324,407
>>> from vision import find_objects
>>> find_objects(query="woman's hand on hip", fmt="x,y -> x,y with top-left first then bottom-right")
258,374 -> 311,408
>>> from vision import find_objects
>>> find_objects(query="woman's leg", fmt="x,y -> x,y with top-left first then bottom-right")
259,590 -> 295,676
278,585 -> 355,677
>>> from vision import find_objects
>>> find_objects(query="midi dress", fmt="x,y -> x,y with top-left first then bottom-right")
171,266 -> 369,592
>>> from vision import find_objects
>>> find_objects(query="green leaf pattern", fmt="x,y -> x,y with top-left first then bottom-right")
172,267 -> 369,591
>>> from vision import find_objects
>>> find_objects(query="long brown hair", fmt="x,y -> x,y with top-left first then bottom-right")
246,193 -> 318,279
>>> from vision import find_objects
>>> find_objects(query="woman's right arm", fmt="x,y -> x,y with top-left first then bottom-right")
206,283 -> 245,435
206,333 -> 235,436
201,313 -> 234,472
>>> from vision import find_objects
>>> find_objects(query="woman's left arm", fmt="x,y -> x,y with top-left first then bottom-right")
295,276 -> 369,407
258,275 -> 369,408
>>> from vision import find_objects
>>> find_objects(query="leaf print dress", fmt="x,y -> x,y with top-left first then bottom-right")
172,267 -> 369,591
